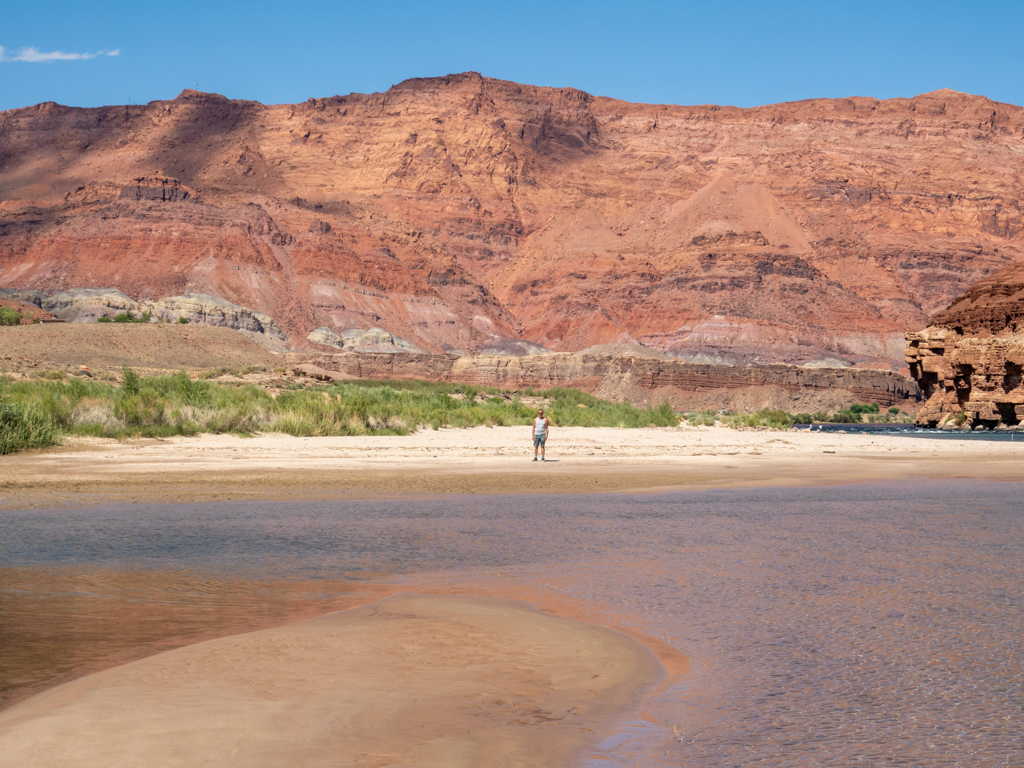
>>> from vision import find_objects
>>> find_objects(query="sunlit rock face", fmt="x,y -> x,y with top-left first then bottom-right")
2,76 -> 1023,363
907,260 -> 1024,428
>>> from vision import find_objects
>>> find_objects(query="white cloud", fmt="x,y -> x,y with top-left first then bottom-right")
0,46 -> 120,63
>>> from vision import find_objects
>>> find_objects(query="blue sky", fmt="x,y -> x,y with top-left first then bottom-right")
2,1 -> 1022,111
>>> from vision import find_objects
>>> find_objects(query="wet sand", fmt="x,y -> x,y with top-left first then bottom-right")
0,593 -> 664,768
2,426 -> 1024,508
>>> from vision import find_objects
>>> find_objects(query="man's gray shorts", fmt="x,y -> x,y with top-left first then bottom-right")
533,434 -> 546,447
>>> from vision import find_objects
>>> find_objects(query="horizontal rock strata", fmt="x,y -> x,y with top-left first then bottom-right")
293,352 -> 920,411
307,326 -> 422,353
1,287 -> 283,338
143,294 -> 283,338
3,76 -> 1024,364
907,260 -> 1024,427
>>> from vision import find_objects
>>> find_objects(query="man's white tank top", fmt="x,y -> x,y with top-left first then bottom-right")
534,417 -> 547,436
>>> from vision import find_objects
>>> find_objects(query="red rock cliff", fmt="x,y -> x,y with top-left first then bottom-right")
2,75 -> 1023,366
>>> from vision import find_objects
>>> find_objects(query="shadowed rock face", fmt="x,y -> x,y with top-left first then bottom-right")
2,74 -> 1023,364
907,261 -> 1024,428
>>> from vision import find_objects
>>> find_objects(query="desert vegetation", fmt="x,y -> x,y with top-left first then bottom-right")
682,404 -> 912,429
0,368 -> 679,454
0,365 -> 920,455
0,306 -> 22,326
96,311 -> 152,324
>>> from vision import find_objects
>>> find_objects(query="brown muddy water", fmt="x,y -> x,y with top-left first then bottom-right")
1,480 -> 1021,767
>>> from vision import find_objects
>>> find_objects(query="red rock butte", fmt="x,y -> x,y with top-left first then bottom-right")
2,72 -> 1023,368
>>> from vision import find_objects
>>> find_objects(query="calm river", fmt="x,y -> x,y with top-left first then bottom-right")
1,480 -> 1021,766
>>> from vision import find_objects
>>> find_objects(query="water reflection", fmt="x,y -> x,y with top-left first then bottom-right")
1,480 -> 1022,767
0,568 -> 387,709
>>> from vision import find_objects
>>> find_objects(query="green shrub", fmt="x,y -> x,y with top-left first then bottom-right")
113,311 -> 152,324
178,316 -> 190,324
97,316 -> 112,323
113,389 -> 166,427
121,365 -> 142,396
888,406 -> 901,415
792,413 -> 813,424
733,408 -> 793,429
687,410 -> 718,426
0,306 -> 22,326
830,411 -> 859,424
849,403 -> 880,414
171,370 -> 211,407
43,370 -> 65,380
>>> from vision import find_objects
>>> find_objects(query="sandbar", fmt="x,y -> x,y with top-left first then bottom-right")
0,593 -> 663,767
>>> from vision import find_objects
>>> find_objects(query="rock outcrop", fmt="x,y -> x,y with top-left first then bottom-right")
0,286 -> 285,342
307,326 -> 422,354
143,293 -> 283,338
292,351 -> 920,411
42,288 -> 139,321
63,174 -> 200,207
2,76 -> 1023,364
475,339 -> 550,357
906,260 -> 1024,428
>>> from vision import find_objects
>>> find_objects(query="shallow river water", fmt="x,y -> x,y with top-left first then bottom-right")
1,480 -> 1022,766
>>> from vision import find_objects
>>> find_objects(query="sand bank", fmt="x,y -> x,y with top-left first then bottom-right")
2,426 -> 1023,508
0,593 -> 663,768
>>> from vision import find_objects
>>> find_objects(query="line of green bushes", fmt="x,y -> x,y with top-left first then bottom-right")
683,403 -> 909,428
0,368 -> 680,453
96,311 -> 152,324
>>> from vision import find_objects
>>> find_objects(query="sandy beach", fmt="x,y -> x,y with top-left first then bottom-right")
2,425 -> 1023,508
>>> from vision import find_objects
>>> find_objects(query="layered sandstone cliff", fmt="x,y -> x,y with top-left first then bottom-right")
906,261 -> 1024,427
294,351 -> 919,412
3,75 -> 1023,366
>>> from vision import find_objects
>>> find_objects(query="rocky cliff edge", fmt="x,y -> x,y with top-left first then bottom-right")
906,260 -> 1024,427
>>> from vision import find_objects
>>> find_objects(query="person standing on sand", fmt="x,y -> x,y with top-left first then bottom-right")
532,408 -> 555,461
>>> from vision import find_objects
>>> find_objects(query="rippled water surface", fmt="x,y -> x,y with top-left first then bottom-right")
2,480 -> 1022,766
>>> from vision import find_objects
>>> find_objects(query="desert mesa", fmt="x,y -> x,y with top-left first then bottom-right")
2,72 -> 1023,371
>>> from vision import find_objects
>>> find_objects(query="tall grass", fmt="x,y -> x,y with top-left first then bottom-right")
0,400 -> 61,454
0,371 -> 681,453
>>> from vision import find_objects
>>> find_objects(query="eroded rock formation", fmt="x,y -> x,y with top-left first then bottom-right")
2,75 -> 1023,364
1,286 -> 285,341
43,288 -> 139,321
906,261 -> 1024,427
143,293 -> 283,338
63,174 -> 200,207
293,351 -> 919,412
307,326 -> 423,354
